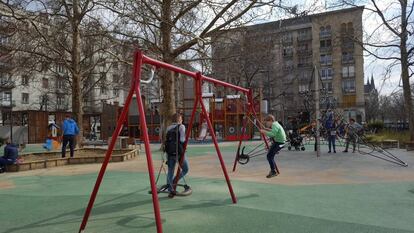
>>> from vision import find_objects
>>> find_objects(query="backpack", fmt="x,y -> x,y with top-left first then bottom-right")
164,124 -> 183,158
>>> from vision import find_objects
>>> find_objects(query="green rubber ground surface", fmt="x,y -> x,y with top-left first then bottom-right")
1,171 -> 413,233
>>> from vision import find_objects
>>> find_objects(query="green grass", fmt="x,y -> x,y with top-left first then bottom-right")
365,130 -> 410,143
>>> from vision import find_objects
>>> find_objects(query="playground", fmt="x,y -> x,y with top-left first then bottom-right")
1,142 -> 414,233
1,52 -> 413,233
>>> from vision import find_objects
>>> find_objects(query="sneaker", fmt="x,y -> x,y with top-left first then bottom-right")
352,150 -> 356,153
168,191 -> 176,198
328,151 -> 331,153
343,150 -> 348,153
334,151 -> 336,153
266,171 -> 278,178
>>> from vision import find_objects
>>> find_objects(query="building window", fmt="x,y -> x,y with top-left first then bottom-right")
282,33 -> 293,43
320,39 -> 332,48
42,78 -> 49,88
298,29 -> 312,41
3,91 -> 11,103
0,72 -> 11,85
21,75 -> 29,86
113,88 -> 119,97
112,62 -> 118,70
22,93 -> 29,104
342,79 -> 356,93
299,84 -> 309,93
57,95 -> 65,106
320,54 -> 332,65
282,45 -> 293,57
297,42 -> 311,54
322,82 -> 333,93
0,35 -> 9,45
321,68 -> 333,80
56,64 -> 66,74
112,74 -> 119,83
342,52 -> 354,63
56,77 -> 65,89
298,56 -> 311,67
319,26 -> 331,38
342,65 -> 355,77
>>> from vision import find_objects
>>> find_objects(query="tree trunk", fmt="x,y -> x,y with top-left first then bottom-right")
72,0 -> 83,146
399,0 -> 414,141
160,0 -> 176,141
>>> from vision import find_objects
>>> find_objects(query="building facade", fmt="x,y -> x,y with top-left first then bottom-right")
212,6 -> 365,123
0,5 -> 128,123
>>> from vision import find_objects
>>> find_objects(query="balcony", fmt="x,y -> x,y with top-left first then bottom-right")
320,59 -> 333,66
297,63 -> 312,68
282,65 -> 294,74
342,55 -> 355,64
342,88 -> 356,94
319,31 -> 332,39
319,46 -> 332,53
282,51 -> 293,58
341,72 -> 355,78
341,42 -> 355,50
297,34 -> 312,42
281,37 -> 293,45
297,49 -> 313,57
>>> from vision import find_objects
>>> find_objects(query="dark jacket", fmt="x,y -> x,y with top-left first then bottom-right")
62,118 -> 79,136
3,143 -> 18,162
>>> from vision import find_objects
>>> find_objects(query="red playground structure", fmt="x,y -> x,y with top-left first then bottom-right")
78,51 -> 267,233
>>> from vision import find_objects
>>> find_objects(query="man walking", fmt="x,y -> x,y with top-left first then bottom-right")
62,114 -> 79,158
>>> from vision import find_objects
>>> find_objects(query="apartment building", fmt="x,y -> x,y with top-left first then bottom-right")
212,6 -> 365,123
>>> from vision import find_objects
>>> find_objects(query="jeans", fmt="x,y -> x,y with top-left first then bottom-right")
62,135 -> 75,158
0,157 -> 15,168
266,142 -> 284,172
167,156 -> 189,192
328,135 -> 336,152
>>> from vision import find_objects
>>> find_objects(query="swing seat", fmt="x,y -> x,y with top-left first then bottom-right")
149,184 -> 193,196
237,151 -> 250,165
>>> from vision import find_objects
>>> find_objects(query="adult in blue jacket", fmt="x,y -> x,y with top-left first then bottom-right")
62,114 -> 79,158
0,139 -> 18,171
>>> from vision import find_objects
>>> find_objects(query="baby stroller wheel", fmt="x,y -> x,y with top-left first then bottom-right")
288,146 -> 291,151
301,146 -> 305,151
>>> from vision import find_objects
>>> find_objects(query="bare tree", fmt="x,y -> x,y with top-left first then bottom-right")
101,0 -> 292,129
1,0 -> 127,142
336,0 -> 414,140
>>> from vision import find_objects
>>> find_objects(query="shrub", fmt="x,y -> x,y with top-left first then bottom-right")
367,121 -> 384,133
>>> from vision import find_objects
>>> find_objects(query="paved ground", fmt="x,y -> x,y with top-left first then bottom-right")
1,142 -> 414,233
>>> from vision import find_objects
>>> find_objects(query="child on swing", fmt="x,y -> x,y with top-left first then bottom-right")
259,114 -> 286,178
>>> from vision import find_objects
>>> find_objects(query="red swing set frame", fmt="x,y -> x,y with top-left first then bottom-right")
78,51 -> 268,233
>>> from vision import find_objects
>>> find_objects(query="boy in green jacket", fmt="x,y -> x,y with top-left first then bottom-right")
260,115 -> 286,178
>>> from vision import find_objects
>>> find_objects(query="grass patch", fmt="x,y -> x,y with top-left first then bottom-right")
365,130 -> 410,143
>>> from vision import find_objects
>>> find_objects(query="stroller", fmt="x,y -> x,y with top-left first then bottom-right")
287,129 -> 305,151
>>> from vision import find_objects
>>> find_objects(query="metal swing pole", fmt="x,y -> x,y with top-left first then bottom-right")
198,72 -> 237,203
79,51 -> 162,233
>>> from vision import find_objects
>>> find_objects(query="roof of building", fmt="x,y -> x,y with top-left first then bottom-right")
216,6 -> 364,35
